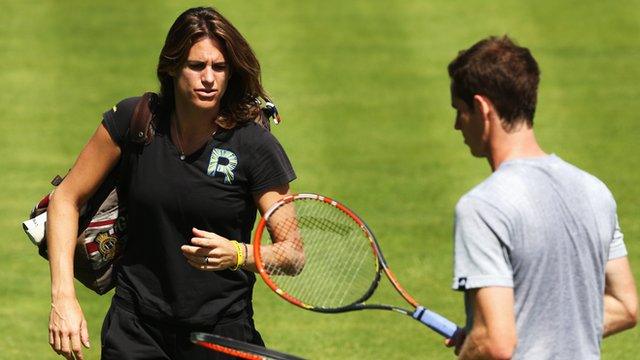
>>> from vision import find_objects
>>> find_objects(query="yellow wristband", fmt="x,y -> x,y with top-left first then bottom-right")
230,241 -> 244,270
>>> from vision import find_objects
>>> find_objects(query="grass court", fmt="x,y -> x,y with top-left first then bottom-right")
0,1 -> 638,358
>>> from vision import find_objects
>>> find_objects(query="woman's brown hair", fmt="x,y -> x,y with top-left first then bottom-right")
157,7 -> 269,129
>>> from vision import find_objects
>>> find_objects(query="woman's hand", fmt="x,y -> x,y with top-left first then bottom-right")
49,296 -> 90,360
180,227 -> 243,271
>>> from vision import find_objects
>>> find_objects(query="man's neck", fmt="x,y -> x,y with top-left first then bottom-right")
487,123 -> 547,171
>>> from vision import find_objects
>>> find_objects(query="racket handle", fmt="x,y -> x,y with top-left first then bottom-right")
412,306 -> 460,338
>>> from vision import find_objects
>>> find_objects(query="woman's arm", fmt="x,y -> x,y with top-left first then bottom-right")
244,185 -> 294,273
47,124 -> 121,360
181,185 -> 292,273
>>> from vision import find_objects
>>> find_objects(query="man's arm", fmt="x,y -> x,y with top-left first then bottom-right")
603,256 -> 637,337
458,287 -> 517,360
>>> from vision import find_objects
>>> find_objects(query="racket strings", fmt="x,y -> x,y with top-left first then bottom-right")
296,201 -> 346,303
301,214 -> 351,304
311,202 -> 368,304
334,240 -> 373,304
261,199 -> 378,309
286,219 -> 328,301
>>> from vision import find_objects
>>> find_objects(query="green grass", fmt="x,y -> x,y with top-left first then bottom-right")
1,1 -> 639,359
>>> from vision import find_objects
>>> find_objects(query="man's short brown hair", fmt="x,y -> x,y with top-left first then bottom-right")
448,36 -> 540,126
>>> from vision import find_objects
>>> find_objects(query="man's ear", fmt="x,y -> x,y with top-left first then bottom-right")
472,95 -> 494,121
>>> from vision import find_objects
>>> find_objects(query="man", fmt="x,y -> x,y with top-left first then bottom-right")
445,36 -> 637,359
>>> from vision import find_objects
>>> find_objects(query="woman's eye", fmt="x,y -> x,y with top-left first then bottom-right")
188,62 -> 205,70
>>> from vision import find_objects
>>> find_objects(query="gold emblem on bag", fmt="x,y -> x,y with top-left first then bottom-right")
96,232 -> 119,260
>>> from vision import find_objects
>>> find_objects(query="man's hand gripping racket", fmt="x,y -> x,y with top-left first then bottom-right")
253,193 -> 463,340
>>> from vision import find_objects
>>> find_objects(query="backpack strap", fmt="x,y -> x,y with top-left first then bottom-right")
129,92 -> 157,145
115,92 -> 157,210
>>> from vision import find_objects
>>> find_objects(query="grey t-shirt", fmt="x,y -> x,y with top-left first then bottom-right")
452,154 -> 627,359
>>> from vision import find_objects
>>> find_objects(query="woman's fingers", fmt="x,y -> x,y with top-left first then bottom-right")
183,246 -> 234,271
186,255 -> 223,267
182,229 -> 239,271
80,317 -> 91,348
51,329 -> 61,354
180,244 -> 213,256
187,258 -> 208,269
183,253 -> 204,263
49,298 -> 90,358
48,321 -> 55,347
71,333 -> 85,360
180,246 -> 210,265
180,244 -> 226,260
190,236 -> 227,248
60,333 -> 72,359
186,258 -> 220,271
183,253 -> 216,265
192,227 -> 221,238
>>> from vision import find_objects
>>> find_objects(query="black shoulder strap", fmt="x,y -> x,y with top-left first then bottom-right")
128,92 -> 157,145
114,92 -> 157,209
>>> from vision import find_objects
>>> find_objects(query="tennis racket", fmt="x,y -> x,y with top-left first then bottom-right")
253,193 -> 461,338
191,333 -> 305,360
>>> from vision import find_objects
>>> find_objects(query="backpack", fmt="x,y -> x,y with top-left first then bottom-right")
21,92 -> 156,295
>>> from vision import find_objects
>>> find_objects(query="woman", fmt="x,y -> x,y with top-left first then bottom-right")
47,7 -> 296,360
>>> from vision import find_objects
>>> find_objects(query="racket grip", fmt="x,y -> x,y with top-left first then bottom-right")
413,306 -> 460,338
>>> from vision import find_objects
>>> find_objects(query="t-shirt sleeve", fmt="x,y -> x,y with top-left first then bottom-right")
452,195 -> 514,291
101,97 -> 140,148
246,129 -> 296,193
608,214 -> 627,260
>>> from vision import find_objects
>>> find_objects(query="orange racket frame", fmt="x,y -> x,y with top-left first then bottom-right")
253,193 -> 461,338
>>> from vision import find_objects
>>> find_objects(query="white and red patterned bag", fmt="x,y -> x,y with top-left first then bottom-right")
23,177 -> 125,294
21,93 -> 156,295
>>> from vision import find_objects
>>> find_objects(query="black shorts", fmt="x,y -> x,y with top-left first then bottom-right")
101,298 -> 264,360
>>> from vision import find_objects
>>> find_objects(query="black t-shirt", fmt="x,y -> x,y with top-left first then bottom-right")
102,97 -> 296,326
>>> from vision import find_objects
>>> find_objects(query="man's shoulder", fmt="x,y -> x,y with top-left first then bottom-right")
547,155 -> 614,198
458,154 -> 616,216
480,154 -> 609,197
459,169 -> 518,204
454,189 -> 497,219
455,162 -> 539,216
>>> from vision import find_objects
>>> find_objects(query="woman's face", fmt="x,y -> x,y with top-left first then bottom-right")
173,37 -> 230,112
